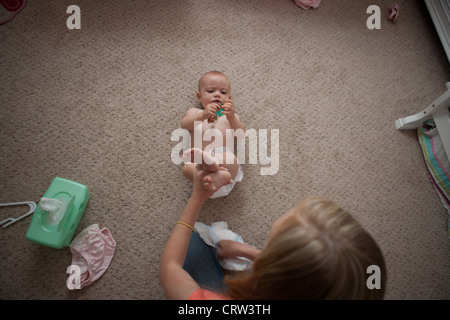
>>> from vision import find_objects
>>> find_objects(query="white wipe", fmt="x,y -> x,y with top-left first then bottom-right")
194,221 -> 253,271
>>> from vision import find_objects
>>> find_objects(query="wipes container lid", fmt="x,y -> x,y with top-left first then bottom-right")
25,177 -> 90,249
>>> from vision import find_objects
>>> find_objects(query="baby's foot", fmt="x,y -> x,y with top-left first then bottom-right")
182,148 -> 219,171
202,168 -> 232,193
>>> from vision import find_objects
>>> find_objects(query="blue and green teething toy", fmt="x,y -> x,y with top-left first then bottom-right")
216,102 -> 224,117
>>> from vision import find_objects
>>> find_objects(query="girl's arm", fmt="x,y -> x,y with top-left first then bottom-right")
158,170 -> 215,299
158,197 -> 204,300
218,240 -> 261,261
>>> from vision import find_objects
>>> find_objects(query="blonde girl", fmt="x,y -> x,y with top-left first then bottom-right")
159,170 -> 386,300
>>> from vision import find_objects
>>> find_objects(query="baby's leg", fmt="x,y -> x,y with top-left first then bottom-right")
182,148 -> 238,193
213,150 -> 239,181
182,148 -> 220,172
182,163 -> 197,182
182,162 -> 232,192
202,168 -> 232,193
201,150 -> 239,192
182,148 -> 220,183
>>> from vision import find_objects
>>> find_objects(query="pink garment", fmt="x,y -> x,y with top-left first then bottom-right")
68,224 -> 116,289
0,0 -> 27,25
387,3 -> 400,23
294,0 -> 321,10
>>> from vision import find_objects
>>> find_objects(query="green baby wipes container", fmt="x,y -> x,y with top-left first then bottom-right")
26,177 -> 90,249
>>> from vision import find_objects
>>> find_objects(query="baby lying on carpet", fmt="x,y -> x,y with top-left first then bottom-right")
180,71 -> 246,198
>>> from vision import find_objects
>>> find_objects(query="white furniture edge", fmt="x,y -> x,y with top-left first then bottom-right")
425,0 -> 450,64
395,0 -> 450,160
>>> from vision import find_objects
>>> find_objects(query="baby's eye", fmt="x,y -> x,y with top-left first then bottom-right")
207,89 -> 214,93
221,91 -> 227,95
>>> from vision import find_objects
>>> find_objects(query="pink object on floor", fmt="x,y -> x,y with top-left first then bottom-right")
294,0 -> 321,10
0,0 -> 26,25
387,3 -> 400,23
68,224 -> 116,289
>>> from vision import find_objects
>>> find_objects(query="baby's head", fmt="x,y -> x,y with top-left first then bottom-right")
226,197 -> 386,300
196,71 -> 231,109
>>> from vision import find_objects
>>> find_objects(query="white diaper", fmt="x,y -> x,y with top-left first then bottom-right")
209,147 -> 244,199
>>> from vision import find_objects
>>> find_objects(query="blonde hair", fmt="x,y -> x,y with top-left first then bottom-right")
224,198 -> 386,299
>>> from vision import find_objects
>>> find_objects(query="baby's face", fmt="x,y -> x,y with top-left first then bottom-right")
197,74 -> 231,108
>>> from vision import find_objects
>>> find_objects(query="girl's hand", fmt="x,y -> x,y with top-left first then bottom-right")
191,168 -> 215,202
191,167 -> 232,203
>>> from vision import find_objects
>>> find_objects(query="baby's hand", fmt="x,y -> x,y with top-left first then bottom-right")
221,99 -> 235,121
203,103 -> 220,122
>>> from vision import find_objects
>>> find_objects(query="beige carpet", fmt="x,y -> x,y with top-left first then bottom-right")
1,0 -> 449,300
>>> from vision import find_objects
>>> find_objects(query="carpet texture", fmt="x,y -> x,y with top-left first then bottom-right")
1,0 -> 449,300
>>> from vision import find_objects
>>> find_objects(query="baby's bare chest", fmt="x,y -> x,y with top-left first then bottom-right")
191,118 -> 234,147
194,117 -> 230,133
